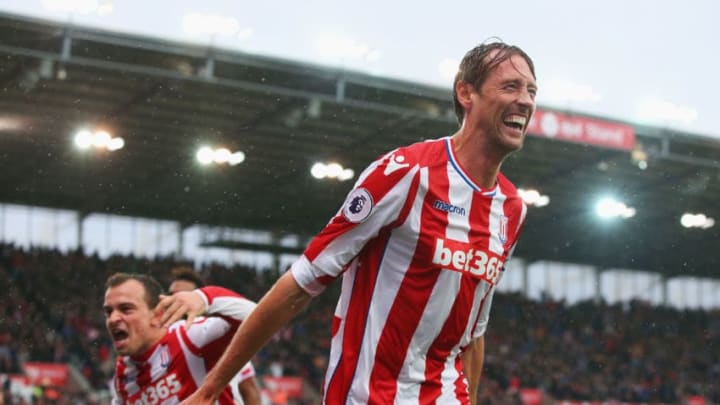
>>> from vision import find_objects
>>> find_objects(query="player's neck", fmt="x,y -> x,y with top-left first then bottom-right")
450,129 -> 504,189
134,329 -> 167,359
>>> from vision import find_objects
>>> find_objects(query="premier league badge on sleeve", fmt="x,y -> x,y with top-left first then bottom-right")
343,188 -> 374,223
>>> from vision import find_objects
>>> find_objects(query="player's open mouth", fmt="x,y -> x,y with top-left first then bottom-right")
111,329 -> 129,342
503,114 -> 527,132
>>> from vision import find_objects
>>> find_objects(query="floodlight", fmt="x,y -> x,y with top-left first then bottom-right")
93,130 -> 111,148
518,188 -> 550,208
107,137 -> 124,151
311,162 -> 354,181
681,213 -> 715,229
213,148 -> 231,164
311,163 -> 327,179
74,129 -> 124,152
74,130 -> 93,149
326,163 -> 343,178
535,195 -> 550,207
197,146 -> 245,167
595,197 -> 635,219
339,168 -> 355,181
196,146 -> 214,165
228,151 -> 245,166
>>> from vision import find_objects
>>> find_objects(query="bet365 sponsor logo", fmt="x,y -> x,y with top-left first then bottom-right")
130,373 -> 181,405
432,238 -> 503,284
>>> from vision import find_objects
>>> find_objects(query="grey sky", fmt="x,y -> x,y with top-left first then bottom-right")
1,0 -> 717,138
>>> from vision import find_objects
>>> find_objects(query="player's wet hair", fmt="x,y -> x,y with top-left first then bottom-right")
170,266 -> 205,288
452,39 -> 536,125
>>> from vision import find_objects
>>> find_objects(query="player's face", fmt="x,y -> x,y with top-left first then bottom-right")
468,54 -> 537,153
103,280 -> 160,356
168,279 -> 196,295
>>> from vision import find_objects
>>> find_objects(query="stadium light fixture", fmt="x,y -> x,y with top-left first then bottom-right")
74,129 -> 93,149
92,130 -> 112,148
680,213 -> 715,229
73,129 -> 124,152
196,146 -> 245,166
107,137 -> 124,151
228,151 -> 246,166
595,197 -> 635,219
311,162 -> 354,181
518,188 -> 550,207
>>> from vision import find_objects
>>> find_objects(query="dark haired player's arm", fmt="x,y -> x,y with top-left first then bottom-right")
461,336 -> 484,405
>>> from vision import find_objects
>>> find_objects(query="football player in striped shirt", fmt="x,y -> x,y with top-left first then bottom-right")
104,272 -> 256,404
185,40 -> 537,405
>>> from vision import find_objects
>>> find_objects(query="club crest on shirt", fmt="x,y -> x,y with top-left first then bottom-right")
383,153 -> 410,176
499,215 -> 508,244
159,344 -> 171,369
343,188 -> 373,223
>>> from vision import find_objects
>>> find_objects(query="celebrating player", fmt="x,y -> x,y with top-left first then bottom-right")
103,272 -> 256,404
183,39 -> 536,405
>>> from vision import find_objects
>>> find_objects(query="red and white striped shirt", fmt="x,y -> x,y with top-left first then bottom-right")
291,137 -> 527,404
111,287 -> 256,405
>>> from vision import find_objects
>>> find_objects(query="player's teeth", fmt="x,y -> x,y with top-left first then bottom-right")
506,116 -> 526,125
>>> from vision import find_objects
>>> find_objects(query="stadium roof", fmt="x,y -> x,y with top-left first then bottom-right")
0,12 -> 718,278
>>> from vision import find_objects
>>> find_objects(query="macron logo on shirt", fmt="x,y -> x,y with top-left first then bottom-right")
432,199 -> 466,216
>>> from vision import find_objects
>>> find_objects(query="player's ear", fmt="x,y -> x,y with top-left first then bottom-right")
150,302 -> 165,327
455,81 -> 474,111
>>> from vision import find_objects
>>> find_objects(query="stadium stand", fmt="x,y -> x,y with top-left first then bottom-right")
0,245 -> 718,403
0,11 -> 718,405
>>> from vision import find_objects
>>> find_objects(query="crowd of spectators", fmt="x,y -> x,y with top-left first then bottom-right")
0,243 -> 717,404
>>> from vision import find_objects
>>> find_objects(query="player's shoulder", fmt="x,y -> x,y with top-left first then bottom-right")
497,172 -> 519,196
379,136 -> 449,171
395,136 -> 447,158
168,315 -> 218,333
496,173 -> 526,213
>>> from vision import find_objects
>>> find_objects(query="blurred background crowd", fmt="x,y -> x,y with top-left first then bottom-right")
0,244 -> 717,404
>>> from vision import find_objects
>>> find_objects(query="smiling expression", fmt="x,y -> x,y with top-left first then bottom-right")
465,53 -> 537,154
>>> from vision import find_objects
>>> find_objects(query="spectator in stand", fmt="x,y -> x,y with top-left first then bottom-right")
104,272 -> 256,404
168,266 -> 262,405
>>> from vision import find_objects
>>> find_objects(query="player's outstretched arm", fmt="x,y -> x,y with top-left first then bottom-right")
461,336 -> 485,405
179,271 -> 312,404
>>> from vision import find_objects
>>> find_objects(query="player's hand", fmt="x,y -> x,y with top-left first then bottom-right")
156,291 -> 206,329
